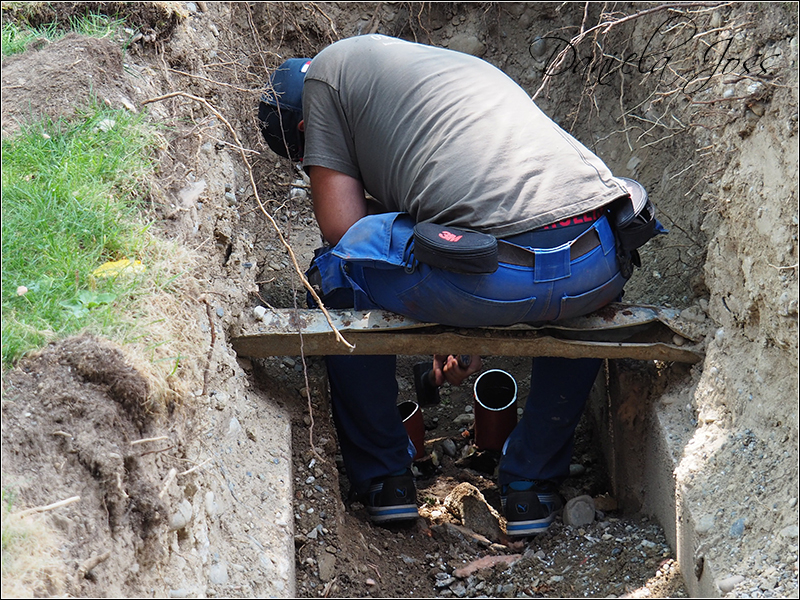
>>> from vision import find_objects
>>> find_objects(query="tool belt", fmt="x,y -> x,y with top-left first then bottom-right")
412,178 -> 665,278
412,220 -> 604,274
412,222 -> 498,274
608,177 -> 668,278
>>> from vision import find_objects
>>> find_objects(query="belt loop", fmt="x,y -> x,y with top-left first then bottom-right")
596,214 -> 616,255
533,243 -> 571,282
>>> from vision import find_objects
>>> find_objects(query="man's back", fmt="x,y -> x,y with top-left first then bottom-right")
302,34 -> 625,237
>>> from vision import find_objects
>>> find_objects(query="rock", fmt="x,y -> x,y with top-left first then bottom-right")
434,576 -> 456,588
680,305 -> 707,322
228,416 -> 242,437
779,525 -> 799,539
441,438 -> 457,457
317,549 -> 336,582
213,391 -> 229,410
209,562 -> 228,585
448,34 -> 485,57
718,574 -> 745,593
169,499 -> 193,531
253,305 -> 267,320
453,413 -> 475,426
205,491 -> 218,518
729,518 -> 745,537
96,118 -> 116,132
444,483 -> 504,541
569,463 -> 586,476
563,495 -> 596,527
530,36 -> 547,60
696,514 -> 715,534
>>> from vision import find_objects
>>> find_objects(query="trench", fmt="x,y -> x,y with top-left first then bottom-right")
268,349 -> 694,598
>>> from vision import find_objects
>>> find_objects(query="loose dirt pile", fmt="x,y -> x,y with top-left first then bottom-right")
2,3 -> 796,599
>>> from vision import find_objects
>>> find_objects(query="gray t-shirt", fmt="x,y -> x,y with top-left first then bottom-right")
302,35 -> 626,238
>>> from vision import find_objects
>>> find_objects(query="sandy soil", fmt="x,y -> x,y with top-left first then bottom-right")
2,2 -> 797,598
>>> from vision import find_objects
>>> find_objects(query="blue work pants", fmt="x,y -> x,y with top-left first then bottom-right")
311,213 -> 624,492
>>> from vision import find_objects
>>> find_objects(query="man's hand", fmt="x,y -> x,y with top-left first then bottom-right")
432,354 -> 482,387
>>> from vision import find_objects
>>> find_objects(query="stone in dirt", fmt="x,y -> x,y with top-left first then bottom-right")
563,495 -> 596,527
444,482 -> 504,542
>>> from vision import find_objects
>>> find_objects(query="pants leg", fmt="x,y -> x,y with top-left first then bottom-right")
326,354 -> 414,494
498,356 -> 602,487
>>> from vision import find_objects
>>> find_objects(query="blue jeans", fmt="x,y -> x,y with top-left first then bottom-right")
311,213 -> 624,491
313,212 -> 624,326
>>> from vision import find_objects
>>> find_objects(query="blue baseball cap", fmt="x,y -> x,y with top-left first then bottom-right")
258,58 -> 312,161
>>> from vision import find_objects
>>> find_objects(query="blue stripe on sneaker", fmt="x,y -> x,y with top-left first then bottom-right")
506,519 -> 551,536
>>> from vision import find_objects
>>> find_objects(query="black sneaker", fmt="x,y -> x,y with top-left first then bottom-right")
501,480 -> 563,536
366,469 -> 419,524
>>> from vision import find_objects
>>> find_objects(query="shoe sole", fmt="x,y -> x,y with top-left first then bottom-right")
505,512 -> 555,536
367,503 -> 419,524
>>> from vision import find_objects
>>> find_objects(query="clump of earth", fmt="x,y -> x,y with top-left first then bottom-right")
2,3 -> 796,599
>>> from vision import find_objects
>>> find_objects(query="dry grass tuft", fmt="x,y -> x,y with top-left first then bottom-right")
120,232 -> 207,410
1,502 -> 67,598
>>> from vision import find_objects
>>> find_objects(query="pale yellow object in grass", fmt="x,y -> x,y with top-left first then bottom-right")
92,258 -> 144,278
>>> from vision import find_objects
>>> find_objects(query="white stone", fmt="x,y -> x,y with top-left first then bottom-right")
717,574 -> 745,593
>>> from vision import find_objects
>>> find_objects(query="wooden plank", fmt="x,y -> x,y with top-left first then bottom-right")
232,328 -> 702,362
232,303 -> 705,363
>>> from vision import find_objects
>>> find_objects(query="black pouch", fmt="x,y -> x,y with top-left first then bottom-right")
609,177 -> 668,278
412,222 -> 498,274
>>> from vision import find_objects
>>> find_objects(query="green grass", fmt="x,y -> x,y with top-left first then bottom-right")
1,486 -> 19,555
2,13 -> 126,57
1,104 -> 158,368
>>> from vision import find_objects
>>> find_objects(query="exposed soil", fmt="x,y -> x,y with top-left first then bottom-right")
2,2 -> 797,599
